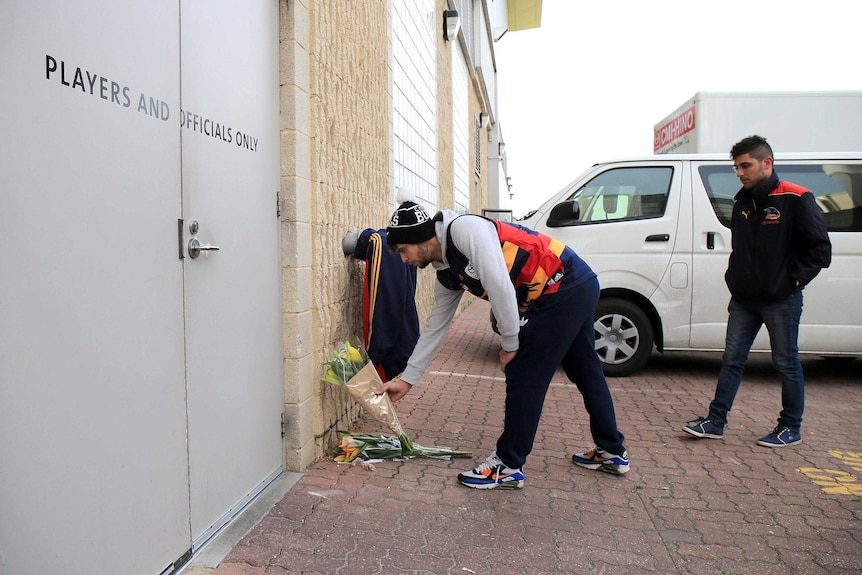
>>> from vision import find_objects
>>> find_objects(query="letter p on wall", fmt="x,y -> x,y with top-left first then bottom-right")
46,54 -> 57,78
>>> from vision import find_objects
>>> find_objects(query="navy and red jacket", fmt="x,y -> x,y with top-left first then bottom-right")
725,172 -> 832,302
353,228 -> 419,380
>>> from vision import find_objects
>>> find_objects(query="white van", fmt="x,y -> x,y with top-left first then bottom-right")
517,153 -> 862,376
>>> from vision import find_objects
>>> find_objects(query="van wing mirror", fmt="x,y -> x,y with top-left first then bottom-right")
546,200 -> 581,227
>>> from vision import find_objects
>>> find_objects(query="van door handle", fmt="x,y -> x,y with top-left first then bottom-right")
707,232 -> 715,250
645,234 -> 670,242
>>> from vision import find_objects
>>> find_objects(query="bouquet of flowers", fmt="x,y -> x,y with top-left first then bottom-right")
323,341 -> 405,437
322,341 -> 471,462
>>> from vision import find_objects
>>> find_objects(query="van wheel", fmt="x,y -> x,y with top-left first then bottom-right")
593,298 -> 654,377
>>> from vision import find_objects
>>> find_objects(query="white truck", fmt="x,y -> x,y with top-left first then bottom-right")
653,91 -> 862,155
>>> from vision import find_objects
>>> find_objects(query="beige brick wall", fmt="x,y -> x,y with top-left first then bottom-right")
279,0 -> 489,471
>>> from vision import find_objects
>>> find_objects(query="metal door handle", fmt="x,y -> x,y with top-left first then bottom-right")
645,234 -> 670,242
188,237 -> 220,259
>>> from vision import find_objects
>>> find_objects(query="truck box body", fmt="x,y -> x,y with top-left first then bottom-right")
654,91 -> 862,155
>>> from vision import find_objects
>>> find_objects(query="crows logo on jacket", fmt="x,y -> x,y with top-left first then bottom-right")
763,206 -> 781,222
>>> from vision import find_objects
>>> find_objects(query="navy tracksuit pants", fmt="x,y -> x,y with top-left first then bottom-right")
495,275 -> 626,469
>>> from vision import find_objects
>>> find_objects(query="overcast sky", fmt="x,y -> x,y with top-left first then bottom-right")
494,0 -> 861,217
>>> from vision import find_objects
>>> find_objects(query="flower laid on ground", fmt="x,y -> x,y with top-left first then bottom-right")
333,433 -> 472,463
322,341 -> 471,462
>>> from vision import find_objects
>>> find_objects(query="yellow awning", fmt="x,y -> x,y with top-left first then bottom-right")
506,0 -> 542,31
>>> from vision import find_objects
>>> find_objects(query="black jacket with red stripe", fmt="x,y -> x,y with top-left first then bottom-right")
725,172 -> 832,302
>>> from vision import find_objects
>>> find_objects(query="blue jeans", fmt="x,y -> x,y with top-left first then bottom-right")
708,292 -> 805,431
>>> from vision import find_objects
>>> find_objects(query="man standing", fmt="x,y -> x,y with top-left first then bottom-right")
684,135 -> 832,447
378,188 -> 628,489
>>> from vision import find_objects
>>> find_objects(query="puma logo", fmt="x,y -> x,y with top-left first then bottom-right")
741,210 -> 751,220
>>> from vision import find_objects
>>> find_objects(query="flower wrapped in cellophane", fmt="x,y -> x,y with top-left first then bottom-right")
322,340 -> 405,437
322,341 -> 471,462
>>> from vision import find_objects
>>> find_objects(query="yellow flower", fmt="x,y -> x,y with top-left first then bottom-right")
344,341 -> 364,364
322,365 -> 344,386
321,340 -> 368,387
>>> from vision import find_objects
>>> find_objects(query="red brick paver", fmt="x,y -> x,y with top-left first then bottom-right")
209,299 -> 862,575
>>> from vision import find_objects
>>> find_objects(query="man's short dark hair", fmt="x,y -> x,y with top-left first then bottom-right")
730,135 -> 773,161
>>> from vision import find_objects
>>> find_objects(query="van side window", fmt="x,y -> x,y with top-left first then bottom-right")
564,167 -> 673,223
699,163 -> 862,232
697,167 -> 737,227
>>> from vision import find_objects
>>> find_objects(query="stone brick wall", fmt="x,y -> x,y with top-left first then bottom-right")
279,0 -> 489,471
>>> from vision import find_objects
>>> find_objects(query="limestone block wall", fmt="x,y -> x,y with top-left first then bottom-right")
279,0 -> 490,471
308,0 -> 394,464
279,0 -> 316,472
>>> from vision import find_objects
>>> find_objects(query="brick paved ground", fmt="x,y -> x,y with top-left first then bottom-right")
188,299 -> 862,575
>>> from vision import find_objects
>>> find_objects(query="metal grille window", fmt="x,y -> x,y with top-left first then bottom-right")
474,116 -> 482,177
391,0 -> 438,211
452,39 -> 470,214
454,0 -> 473,61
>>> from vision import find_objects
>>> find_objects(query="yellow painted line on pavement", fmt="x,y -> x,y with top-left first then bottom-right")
797,451 -> 862,496
829,450 -> 862,472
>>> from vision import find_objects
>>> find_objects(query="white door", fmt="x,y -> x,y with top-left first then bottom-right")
0,3 -> 191,575
0,1 -> 283,573
180,0 -> 284,547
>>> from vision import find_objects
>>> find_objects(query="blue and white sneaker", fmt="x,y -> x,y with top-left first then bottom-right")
683,416 -> 725,439
572,447 -> 630,475
757,426 -> 801,447
457,452 -> 525,489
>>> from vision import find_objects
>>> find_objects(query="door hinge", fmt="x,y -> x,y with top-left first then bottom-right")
276,191 -> 281,218
281,412 -> 286,438
157,547 -> 192,575
173,548 -> 193,571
